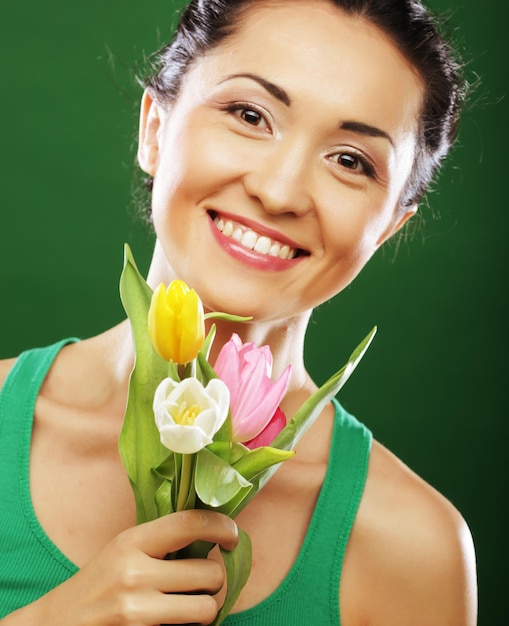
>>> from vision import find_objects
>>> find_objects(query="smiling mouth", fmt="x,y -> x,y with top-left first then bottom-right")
209,212 -> 308,260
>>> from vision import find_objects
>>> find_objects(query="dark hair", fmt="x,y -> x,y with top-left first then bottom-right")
142,0 -> 468,211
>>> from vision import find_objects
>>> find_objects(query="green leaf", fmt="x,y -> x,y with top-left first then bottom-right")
212,411 -> 232,446
195,448 -> 252,507
167,360 -> 180,382
182,360 -> 196,379
197,350 -> 219,385
200,324 -> 217,362
118,244 -> 172,524
271,326 -> 376,453
206,440 -> 232,463
213,410 -> 233,448
229,442 -> 249,464
232,446 -> 295,481
211,527 -> 252,626
183,465 -> 197,510
153,452 -> 178,482
215,447 -> 294,518
204,312 -> 253,323
154,480 -> 173,517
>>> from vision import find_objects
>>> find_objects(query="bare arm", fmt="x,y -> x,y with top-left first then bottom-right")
372,503 -> 478,626
0,510 -> 238,626
342,441 -> 477,626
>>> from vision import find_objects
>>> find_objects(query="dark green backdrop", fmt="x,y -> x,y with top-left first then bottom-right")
0,2 -> 506,623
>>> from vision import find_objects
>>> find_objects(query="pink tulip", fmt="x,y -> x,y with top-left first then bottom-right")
243,407 -> 287,449
214,334 -> 291,446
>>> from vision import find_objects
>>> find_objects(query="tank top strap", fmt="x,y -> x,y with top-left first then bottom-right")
307,398 -> 372,620
224,399 -> 372,625
286,398 -> 372,623
0,338 -> 80,616
0,338 -> 79,439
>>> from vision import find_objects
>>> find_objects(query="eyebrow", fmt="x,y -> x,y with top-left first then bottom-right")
340,120 -> 394,146
219,73 -> 291,106
219,73 -> 393,145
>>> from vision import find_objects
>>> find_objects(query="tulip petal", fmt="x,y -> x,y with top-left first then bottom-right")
153,377 -> 230,454
243,407 -> 287,449
233,365 -> 291,442
232,352 -> 270,418
204,379 -> 231,425
214,334 -> 291,444
158,423 -> 214,454
148,284 -> 178,361
178,289 -> 205,364
147,279 -> 205,364
213,338 -> 242,406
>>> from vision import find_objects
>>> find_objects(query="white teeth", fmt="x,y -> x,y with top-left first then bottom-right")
231,226 -> 243,242
254,236 -> 272,254
280,245 -> 291,259
213,216 -> 297,260
268,243 -> 281,257
222,220 -> 234,236
241,230 -> 257,250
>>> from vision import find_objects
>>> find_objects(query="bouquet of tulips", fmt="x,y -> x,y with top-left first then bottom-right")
118,244 -> 375,625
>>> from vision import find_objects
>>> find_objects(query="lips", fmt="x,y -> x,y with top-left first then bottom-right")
210,212 -> 304,260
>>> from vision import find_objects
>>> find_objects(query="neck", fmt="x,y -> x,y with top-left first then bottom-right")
99,312 -> 314,431
144,240 -> 314,396
208,311 -> 312,391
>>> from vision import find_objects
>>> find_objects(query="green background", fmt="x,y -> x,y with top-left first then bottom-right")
0,1 -> 506,623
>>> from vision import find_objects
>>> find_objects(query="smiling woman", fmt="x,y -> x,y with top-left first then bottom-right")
140,6 -> 423,321
0,1 -> 478,625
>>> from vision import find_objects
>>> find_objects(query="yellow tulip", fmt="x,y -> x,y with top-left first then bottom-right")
148,280 -> 205,364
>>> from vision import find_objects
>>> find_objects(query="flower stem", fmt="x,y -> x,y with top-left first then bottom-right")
177,454 -> 194,511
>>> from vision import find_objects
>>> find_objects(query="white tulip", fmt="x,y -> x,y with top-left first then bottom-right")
153,377 -> 230,454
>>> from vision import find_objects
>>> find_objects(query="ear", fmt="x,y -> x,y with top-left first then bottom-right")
137,90 -> 164,176
376,204 -> 417,247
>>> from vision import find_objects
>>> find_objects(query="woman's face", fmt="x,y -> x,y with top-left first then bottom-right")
139,0 -> 423,321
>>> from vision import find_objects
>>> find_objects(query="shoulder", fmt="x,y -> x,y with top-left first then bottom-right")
0,339 -> 80,399
0,357 -> 18,393
0,327 -> 124,405
341,439 -> 477,626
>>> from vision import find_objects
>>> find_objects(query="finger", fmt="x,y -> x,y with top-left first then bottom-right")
153,591 -> 221,625
106,589 -> 220,626
129,510 -> 238,558
134,554 -> 225,594
161,558 -> 225,595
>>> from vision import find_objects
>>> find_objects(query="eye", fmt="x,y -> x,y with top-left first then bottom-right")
240,108 -> 264,126
225,103 -> 271,132
328,151 -> 375,178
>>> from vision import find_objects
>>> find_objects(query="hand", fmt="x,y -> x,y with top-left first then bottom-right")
2,510 -> 238,626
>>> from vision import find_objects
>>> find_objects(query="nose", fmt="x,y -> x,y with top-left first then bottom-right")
242,139 -> 314,216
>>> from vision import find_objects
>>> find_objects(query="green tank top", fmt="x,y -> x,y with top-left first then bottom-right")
0,339 -> 371,624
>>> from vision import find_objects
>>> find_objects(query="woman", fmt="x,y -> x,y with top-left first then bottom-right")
0,0 -> 477,624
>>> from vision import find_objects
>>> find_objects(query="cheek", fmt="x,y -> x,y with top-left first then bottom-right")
150,155 -> 204,236
321,193 -> 389,257
317,199 -> 400,298
152,130 -> 242,221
